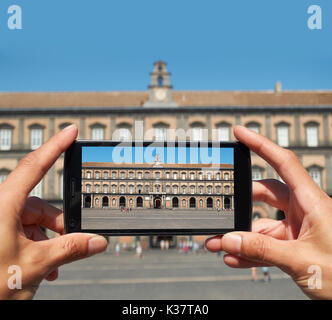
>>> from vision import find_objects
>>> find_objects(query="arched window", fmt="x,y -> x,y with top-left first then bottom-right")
59,122 -> 73,131
136,196 -> 143,208
224,197 -> 231,209
103,185 -> 108,193
102,196 -> 109,207
172,197 -> 179,208
246,122 -> 261,134
119,196 -> 126,207
189,197 -> 196,208
305,122 -> 319,147
84,196 -> 91,208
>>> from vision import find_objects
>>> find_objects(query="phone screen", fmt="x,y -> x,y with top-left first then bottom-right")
81,143 -> 234,231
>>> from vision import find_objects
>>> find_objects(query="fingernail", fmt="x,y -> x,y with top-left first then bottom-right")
223,233 -> 242,255
88,236 -> 107,256
62,124 -> 76,132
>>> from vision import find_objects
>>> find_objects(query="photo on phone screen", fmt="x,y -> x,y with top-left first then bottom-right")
80,143 -> 234,230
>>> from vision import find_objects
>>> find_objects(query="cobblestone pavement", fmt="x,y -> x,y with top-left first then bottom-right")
82,209 -> 234,229
35,249 -> 308,300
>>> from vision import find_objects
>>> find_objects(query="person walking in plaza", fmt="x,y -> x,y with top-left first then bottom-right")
136,244 -> 143,258
115,242 -> 120,256
251,267 -> 257,282
261,267 -> 271,282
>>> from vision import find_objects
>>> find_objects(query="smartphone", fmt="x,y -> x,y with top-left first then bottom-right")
63,141 -> 252,236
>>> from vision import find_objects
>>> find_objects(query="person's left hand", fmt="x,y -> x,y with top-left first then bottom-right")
0,124 -> 107,300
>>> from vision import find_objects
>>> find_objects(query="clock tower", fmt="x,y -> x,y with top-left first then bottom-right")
143,61 -> 178,108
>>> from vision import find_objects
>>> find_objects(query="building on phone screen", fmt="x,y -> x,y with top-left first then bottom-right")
81,161 -> 234,211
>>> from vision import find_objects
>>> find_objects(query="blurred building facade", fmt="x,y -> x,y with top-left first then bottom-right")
1,61 -> 332,225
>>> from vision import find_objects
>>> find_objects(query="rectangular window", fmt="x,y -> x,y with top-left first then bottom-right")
218,126 -> 230,141
91,127 -> 104,140
60,172 -> 63,198
119,128 -> 131,141
30,128 -> 43,150
252,168 -> 262,181
277,126 -> 289,147
309,169 -> 322,188
0,129 -> 12,151
30,180 -> 43,198
0,173 -> 8,184
306,126 -> 318,147
154,127 -> 167,141
192,127 -> 203,141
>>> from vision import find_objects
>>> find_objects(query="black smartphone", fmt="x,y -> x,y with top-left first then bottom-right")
63,141 -> 252,236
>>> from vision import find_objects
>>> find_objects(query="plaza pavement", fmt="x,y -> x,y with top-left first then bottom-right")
82,208 -> 234,229
35,248 -> 308,300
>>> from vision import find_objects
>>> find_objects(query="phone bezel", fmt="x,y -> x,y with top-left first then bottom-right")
64,140 -> 252,236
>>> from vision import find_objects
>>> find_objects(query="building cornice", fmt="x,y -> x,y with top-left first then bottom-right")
1,105 -> 332,116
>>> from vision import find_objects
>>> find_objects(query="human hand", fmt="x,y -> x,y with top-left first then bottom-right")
206,125 -> 332,299
0,124 -> 107,299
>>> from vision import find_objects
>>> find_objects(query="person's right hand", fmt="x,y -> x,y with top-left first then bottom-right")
206,126 -> 332,300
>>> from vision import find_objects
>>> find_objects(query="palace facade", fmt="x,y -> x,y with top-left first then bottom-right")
1,61 -> 332,225
81,162 -> 234,211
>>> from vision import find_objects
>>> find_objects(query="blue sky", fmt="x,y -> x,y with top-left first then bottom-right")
0,0 -> 331,92
82,146 -> 234,165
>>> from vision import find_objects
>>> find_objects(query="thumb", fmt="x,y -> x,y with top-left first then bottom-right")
221,232 -> 296,273
41,233 -> 107,269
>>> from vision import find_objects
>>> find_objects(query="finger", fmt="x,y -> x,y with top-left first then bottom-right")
21,197 -> 64,234
219,232 -> 297,274
253,180 -> 289,212
3,124 -> 78,208
205,235 -> 224,252
38,233 -> 107,270
206,218 -> 288,253
234,126 -> 318,193
23,225 -> 60,280
252,218 -> 287,240
23,225 -> 50,242
223,254 -> 271,268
